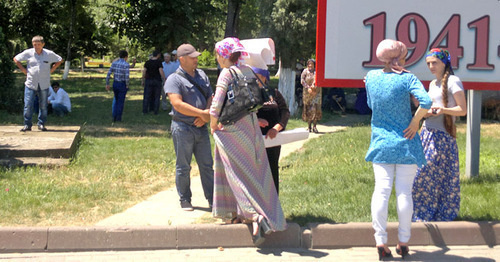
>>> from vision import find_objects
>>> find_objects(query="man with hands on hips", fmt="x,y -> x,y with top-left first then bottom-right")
14,35 -> 63,132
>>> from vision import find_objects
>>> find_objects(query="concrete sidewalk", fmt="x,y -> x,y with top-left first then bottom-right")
1,246 -> 499,261
95,121 -> 348,227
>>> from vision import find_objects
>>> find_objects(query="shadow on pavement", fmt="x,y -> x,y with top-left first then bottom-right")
257,248 -> 329,259
411,248 -> 496,262
287,215 -> 336,226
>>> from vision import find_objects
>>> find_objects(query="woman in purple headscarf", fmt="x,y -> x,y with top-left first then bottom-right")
364,39 -> 431,260
209,37 -> 286,246
253,66 -> 290,196
412,48 -> 466,222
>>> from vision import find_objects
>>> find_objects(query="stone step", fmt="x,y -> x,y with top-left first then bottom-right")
0,125 -> 81,166
0,157 -> 70,167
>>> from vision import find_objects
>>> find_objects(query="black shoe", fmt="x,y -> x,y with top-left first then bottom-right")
180,200 -> 194,211
396,245 -> 409,259
20,125 -> 31,132
38,124 -> 48,131
377,246 -> 393,261
252,220 -> 266,246
259,216 -> 272,235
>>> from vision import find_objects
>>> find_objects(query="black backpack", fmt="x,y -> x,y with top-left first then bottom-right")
218,67 -> 271,125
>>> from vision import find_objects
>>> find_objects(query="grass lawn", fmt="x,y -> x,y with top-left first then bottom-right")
279,122 -> 500,225
0,70 -> 499,226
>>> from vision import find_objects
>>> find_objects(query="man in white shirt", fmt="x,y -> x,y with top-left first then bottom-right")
14,35 -> 63,131
48,81 -> 71,116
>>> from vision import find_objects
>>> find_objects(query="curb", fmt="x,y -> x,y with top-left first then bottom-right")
0,221 -> 498,253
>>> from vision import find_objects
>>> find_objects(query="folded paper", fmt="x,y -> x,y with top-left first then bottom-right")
263,128 -> 309,148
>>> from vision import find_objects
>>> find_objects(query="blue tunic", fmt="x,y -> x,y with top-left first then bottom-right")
364,70 -> 432,167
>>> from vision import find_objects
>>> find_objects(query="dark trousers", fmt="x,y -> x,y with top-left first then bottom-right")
143,79 -> 162,114
266,146 -> 281,195
112,81 -> 127,121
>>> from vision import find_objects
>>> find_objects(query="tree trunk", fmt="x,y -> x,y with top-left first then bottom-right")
80,55 -> 84,73
63,0 -> 76,80
224,0 -> 241,37
63,61 -> 71,79
278,66 -> 298,116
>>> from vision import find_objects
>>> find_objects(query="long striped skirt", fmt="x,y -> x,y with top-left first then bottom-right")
412,127 -> 461,222
212,112 -> 287,232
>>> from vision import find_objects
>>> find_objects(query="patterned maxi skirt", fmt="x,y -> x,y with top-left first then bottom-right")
412,126 -> 461,222
302,88 -> 322,122
212,112 -> 287,232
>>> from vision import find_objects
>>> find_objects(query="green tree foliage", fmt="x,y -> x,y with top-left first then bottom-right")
0,27 -> 20,113
270,0 -> 317,68
198,50 -> 217,67
0,1 -> 11,38
237,0 -> 275,40
107,0 -> 225,52
2,0 -> 61,45
2,0 -> 111,59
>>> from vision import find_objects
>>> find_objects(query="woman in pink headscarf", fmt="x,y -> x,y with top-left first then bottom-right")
209,37 -> 286,246
364,39 -> 431,260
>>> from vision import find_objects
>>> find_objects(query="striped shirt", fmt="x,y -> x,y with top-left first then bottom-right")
106,58 -> 130,86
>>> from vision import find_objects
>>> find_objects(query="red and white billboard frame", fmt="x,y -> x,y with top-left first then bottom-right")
316,0 -> 500,90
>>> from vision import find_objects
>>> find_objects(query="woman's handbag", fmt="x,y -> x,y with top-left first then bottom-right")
218,67 -> 271,125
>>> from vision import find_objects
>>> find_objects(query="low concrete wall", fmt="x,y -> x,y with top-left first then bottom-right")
308,221 -> 499,249
0,222 -> 498,253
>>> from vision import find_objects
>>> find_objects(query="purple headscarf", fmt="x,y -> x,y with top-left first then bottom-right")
376,39 -> 409,74
251,66 -> 270,82
215,37 -> 249,66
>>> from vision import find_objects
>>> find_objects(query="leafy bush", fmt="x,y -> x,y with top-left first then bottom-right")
198,49 -> 217,67
0,27 -> 21,113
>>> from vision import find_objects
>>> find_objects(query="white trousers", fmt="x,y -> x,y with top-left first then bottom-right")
371,163 -> 417,245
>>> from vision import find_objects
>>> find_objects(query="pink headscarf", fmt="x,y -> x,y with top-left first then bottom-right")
215,37 -> 249,66
376,39 -> 409,74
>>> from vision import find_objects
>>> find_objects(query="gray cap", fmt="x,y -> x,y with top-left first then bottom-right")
176,44 -> 201,58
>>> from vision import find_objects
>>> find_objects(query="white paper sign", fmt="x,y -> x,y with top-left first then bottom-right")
240,38 -> 276,69
263,128 -> 309,148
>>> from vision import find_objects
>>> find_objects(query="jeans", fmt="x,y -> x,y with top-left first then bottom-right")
143,79 -> 162,114
171,120 -> 214,204
24,86 -> 48,127
371,163 -> 417,245
52,103 -> 69,116
112,81 -> 127,121
33,93 -> 39,115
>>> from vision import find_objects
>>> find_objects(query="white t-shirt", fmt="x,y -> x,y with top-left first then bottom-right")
423,75 -> 464,133
48,87 -> 71,112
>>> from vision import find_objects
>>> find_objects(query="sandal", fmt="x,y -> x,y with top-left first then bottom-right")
230,217 -> 242,224
252,219 -> 265,246
377,246 -> 393,261
396,244 -> 409,259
